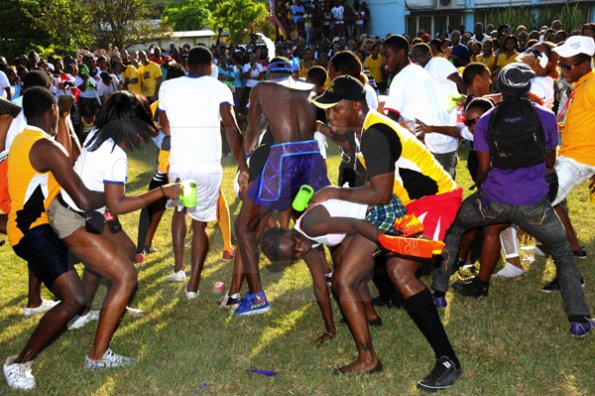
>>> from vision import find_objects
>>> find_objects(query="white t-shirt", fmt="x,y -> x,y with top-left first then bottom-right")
294,199 -> 368,247
62,130 -> 128,213
96,79 -> 118,99
423,58 -> 460,153
243,63 -> 264,88
530,76 -> 555,110
364,83 -> 378,112
384,63 -> 452,153
0,71 -> 10,98
471,34 -> 489,44
158,75 -> 234,166
3,96 -> 27,157
331,6 -> 344,23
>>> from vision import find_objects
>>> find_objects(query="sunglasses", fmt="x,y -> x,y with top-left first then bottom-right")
559,60 -> 585,73
465,118 -> 479,127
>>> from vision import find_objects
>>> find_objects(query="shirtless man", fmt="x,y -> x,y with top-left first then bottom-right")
228,57 -> 330,316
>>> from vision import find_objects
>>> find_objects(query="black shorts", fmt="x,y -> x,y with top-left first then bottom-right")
12,224 -> 72,288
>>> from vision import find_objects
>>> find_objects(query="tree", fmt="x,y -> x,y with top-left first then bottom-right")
163,0 -> 211,32
211,0 -> 270,44
86,0 -> 161,49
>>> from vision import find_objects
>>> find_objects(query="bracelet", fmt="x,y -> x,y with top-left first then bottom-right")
159,185 -> 166,197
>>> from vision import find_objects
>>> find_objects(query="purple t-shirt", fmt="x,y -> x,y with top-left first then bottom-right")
474,104 -> 558,205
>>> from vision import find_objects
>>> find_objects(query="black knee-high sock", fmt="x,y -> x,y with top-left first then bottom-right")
403,288 -> 460,368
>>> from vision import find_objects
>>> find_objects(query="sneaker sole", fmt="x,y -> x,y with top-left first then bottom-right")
234,306 -> 271,316
416,370 -> 462,392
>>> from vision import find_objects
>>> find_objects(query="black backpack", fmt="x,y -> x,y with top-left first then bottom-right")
487,99 -> 546,169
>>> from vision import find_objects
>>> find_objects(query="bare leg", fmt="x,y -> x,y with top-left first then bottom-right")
171,209 -> 187,273
331,235 -> 380,373
64,227 -> 137,359
26,270 -> 43,308
15,270 -> 85,363
186,220 -> 208,293
478,223 -> 510,282
554,205 -> 581,251
235,199 -> 269,294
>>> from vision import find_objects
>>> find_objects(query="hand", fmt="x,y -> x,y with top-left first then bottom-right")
310,186 -> 338,206
315,120 -> 331,135
237,170 -> 249,193
312,332 -> 334,345
58,95 -> 75,116
161,183 -> 182,199
415,118 -> 431,136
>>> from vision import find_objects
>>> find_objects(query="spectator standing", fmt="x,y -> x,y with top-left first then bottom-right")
449,30 -> 470,67
138,51 -> 163,103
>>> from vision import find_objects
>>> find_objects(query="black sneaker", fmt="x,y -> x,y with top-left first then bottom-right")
452,277 -> 489,298
541,276 -> 585,293
416,356 -> 461,392
573,247 -> 587,259
217,291 -> 241,310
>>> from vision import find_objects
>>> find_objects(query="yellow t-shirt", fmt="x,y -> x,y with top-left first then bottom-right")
358,111 -> 456,205
496,52 -> 519,69
150,101 -> 170,173
122,64 -> 142,95
364,55 -> 384,83
476,53 -> 496,72
559,70 -> 595,166
138,61 -> 163,98
7,127 -> 61,246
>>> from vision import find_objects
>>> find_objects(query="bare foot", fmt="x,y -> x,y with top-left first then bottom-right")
313,332 -> 334,345
333,359 -> 383,375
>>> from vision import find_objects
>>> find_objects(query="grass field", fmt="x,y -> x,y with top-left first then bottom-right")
0,143 -> 593,395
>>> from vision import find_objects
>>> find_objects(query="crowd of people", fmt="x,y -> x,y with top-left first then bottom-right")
0,15 -> 594,393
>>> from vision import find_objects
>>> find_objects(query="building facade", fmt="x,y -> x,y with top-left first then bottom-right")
366,0 -> 595,37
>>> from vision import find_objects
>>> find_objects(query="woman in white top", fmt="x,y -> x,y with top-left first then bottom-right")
47,92 -> 181,368
520,41 -> 559,110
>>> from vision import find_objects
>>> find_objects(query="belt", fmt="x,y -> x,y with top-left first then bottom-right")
57,194 -> 85,216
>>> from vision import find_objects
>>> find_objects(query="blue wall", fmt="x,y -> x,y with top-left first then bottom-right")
368,0 -> 408,37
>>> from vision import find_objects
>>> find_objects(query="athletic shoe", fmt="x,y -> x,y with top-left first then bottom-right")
145,246 -> 159,254
541,276 -> 585,293
167,270 -> 186,282
569,318 -> 595,338
234,291 -> 270,316
134,253 -> 145,264
84,349 -> 136,369
185,290 -> 200,300
125,306 -> 144,316
433,296 -> 448,309
573,246 -> 587,259
456,265 -> 477,283
68,310 -> 100,330
23,299 -> 60,317
217,291 -> 241,310
3,356 -> 35,390
493,262 -> 525,279
222,248 -> 235,261
452,277 -> 489,298
416,356 -> 461,392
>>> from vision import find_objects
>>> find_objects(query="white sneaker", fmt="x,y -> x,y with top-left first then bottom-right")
125,306 -> 144,316
68,310 -> 100,330
185,290 -> 200,300
167,270 -> 186,282
3,356 -> 35,390
23,299 -> 60,317
84,348 -> 136,369
493,262 -> 525,279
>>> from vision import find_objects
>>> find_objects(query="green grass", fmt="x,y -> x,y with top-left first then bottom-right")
0,143 -> 593,395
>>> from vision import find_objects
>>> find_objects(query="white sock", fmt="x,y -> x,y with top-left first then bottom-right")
493,262 -> 525,278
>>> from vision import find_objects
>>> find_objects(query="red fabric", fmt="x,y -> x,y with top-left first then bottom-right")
0,158 -> 10,214
405,188 -> 462,241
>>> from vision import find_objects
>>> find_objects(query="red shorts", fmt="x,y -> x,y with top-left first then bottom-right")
405,188 -> 462,242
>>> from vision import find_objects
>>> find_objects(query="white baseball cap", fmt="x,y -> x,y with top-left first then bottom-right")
553,36 -> 595,58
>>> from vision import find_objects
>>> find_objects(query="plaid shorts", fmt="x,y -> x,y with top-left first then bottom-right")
365,195 -> 406,234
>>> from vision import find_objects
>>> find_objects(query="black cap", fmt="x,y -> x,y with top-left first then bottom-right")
310,75 -> 366,109
496,62 -> 535,95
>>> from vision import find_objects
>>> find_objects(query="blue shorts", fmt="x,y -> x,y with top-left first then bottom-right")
247,140 -> 330,211
12,224 -> 72,288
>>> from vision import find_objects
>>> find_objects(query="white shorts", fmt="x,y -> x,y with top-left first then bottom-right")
552,156 -> 595,206
168,163 -> 222,222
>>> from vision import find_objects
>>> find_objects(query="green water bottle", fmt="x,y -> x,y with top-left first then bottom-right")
181,180 -> 197,208
292,184 -> 314,212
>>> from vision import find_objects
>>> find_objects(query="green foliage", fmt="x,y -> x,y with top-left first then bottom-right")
211,0 -> 271,43
162,0 -> 212,31
488,5 -> 536,32
558,2 -> 587,32
0,0 -> 49,58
